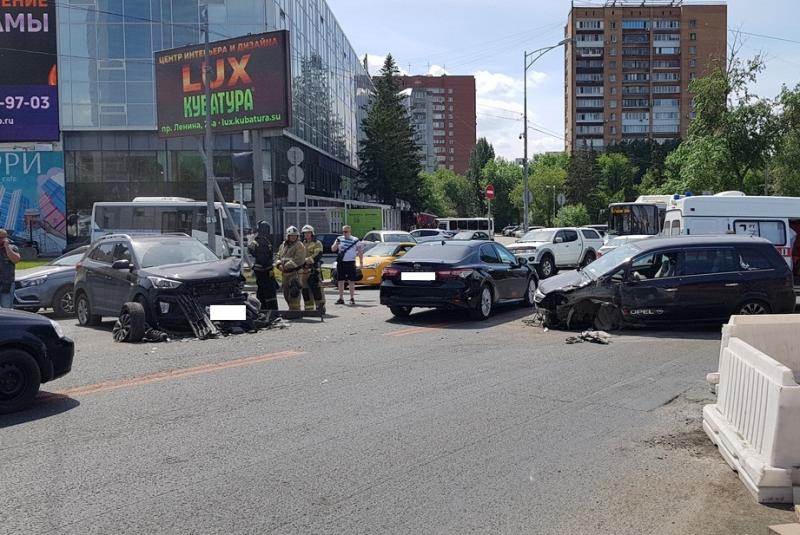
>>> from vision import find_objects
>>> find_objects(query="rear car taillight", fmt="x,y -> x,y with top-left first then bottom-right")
436,269 -> 473,281
382,267 -> 400,279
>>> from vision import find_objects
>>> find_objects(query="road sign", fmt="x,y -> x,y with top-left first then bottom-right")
557,193 -> 567,207
287,146 -> 304,165
288,166 -> 304,184
485,184 -> 495,200
288,184 -> 305,203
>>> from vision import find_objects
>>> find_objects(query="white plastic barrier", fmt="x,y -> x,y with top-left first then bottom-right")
703,314 -> 800,504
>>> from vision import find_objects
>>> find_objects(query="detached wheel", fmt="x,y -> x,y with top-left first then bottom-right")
521,277 -> 537,308
389,306 -> 412,318
52,285 -> 76,318
537,255 -> 556,279
470,285 -> 493,320
0,349 -> 41,414
76,292 -> 101,326
736,300 -> 771,316
580,251 -> 596,268
113,302 -> 147,343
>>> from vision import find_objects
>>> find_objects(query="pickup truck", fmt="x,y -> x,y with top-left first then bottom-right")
505,227 -> 605,278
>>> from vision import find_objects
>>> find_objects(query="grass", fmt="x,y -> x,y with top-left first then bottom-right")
16,260 -> 49,270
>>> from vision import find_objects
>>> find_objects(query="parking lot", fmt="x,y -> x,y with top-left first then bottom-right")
2,284 -> 796,534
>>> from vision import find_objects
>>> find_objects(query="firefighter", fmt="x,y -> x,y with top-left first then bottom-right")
275,226 -> 306,311
246,220 -> 278,311
300,224 -> 326,314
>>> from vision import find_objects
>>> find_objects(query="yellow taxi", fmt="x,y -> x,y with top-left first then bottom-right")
359,242 -> 416,285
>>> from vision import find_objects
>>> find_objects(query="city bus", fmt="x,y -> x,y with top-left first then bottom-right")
600,195 -> 675,255
435,217 -> 495,235
90,197 -> 251,257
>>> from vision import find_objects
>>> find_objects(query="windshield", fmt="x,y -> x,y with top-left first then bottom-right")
582,243 -> 640,279
384,233 -> 413,242
135,240 -> 220,268
50,251 -> 85,266
452,231 -> 475,240
608,204 -> 660,237
365,244 -> 401,257
521,229 -> 555,242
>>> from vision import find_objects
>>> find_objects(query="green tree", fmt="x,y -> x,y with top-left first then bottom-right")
466,138 -> 495,214
418,168 -> 474,217
771,84 -> 800,196
597,153 -> 639,202
511,157 -> 567,226
481,158 -> 522,228
565,150 -> 605,221
553,204 -> 591,227
358,54 -> 422,207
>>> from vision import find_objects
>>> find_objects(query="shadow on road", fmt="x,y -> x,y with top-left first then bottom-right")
0,393 -> 80,428
386,305 -> 534,330
613,325 -> 722,341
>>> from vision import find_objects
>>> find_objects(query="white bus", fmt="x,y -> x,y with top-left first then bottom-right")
435,217 -> 495,235
91,197 -> 251,257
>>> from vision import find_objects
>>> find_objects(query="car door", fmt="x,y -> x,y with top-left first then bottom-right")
494,244 -> 528,300
619,249 -> 682,323
85,241 -> 118,314
560,229 -> 581,265
676,247 -> 743,322
107,240 -> 138,310
478,244 -> 508,298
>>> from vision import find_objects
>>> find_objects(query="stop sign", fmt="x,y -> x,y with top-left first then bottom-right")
485,184 -> 495,200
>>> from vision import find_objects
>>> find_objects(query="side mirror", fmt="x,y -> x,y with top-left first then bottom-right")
554,237 -> 564,244
518,257 -> 528,266
112,259 -> 131,270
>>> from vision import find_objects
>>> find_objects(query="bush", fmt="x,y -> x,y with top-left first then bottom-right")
553,204 -> 591,227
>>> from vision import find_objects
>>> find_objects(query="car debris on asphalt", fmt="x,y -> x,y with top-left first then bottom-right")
565,330 -> 612,345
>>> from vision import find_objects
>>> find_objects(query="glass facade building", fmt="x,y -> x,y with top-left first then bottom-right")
57,0 -> 372,244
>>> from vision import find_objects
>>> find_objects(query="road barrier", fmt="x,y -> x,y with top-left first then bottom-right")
703,314 -> 800,504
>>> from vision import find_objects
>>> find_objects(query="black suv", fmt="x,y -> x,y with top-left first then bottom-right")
74,234 -> 246,338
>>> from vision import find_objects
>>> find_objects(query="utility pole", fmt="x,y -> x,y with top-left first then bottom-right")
201,4 -> 216,255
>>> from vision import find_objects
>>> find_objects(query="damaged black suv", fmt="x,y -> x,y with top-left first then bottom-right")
74,234 -> 246,338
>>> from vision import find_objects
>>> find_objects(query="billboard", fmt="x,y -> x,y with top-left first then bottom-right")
155,31 -> 291,138
0,0 -> 59,141
0,151 -> 66,254
341,209 -> 383,239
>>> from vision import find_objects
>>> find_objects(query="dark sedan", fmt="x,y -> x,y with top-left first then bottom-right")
380,240 -> 538,320
534,235 -> 796,329
0,309 -> 74,413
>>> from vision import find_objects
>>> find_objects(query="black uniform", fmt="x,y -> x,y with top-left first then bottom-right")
248,222 -> 278,311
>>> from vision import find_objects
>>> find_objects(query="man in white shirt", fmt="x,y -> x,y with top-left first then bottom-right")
331,225 -> 364,305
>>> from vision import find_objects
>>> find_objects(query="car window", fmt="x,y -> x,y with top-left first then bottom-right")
563,230 -> 579,243
51,252 -> 84,266
479,244 -> 501,264
733,220 -> 786,245
737,247 -> 774,271
581,229 -> 600,240
363,233 -> 375,242
494,245 -> 517,264
385,234 -> 412,242
89,242 -> 116,264
671,220 -> 680,236
631,250 -> 679,279
682,248 -> 739,276
112,242 -> 133,263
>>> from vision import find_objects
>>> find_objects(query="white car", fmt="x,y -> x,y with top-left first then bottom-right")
410,229 -> 454,243
506,227 -> 605,278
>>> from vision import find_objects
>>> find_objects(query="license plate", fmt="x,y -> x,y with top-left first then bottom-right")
209,305 -> 246,321
401,272 -> 436,281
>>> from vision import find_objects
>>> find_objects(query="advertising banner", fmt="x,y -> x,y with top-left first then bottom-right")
342,209 -> 383,239
155,31 -> 291,138
0,0 -> 59,141
0,151 -> 66,254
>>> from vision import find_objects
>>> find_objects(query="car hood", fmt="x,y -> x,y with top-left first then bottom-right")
0,307 -> 51,324
538,270 -> 593,295
143,258 -> 242,281
507,241 -> 549,249
603,235 -> 651,248
16,265 -> 74,280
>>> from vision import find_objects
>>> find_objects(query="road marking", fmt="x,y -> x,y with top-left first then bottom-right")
384,323 -> 450,337
53,350 -> 305,397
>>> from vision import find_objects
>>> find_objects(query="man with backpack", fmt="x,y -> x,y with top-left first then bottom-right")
331,225 -> 363,305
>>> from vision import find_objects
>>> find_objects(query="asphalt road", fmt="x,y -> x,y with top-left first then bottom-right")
1,287 -> 795,534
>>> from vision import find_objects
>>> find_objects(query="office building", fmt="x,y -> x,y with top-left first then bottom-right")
565,0 -> 727,152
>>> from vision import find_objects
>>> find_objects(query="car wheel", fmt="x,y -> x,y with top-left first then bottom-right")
736,300 -> 771,316
389,306 -> 412,318
113,302 -> 147,343
0,349 -> 41,414
537,256 -> 556,279
521,277 -> 537,307
52,285 -> 76,318
580,251 -> 596,268
470,285 -> 493,320
76,292 -> 101,326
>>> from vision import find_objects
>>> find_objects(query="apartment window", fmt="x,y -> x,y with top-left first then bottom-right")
652,85 -> 680,93
576,19 -> 603,30
449,139 -> 454,145
449,156 -> 454,162
623,72 -> 649,81
653,34 -> 680,43
576,98 -> 603,108
450,148 -> 455,154
689,58 -> 697,67
448,114 -> 454,119
652,59 -> 680,68
611,21 -> 616,29
577,86 -> 603,95
652,19 -> 680,29
654,111 -> 679,120
448,122 -> 454,128
610,87 -> 617,95
610,125 -> 617,134
610,112 -> 616,120
448,97 -> 453,103
576,73 -> 604,82
449,106 -> 454,111
576,112 -> 604,122
652,124 -> 679,133
577,47 -> 604,56
576,125 -> 604,134
622,111 -> 649,121
622,19 -> 648,29
609,60 -> 617,69
623,34 -> 649,44
689,46 -> 697,55
611,33 -> 617,43
690,32 -> 697,41
690,72 -> 697,80
623,47 -> 649,56
609,74 -> 616,82
689,19 -> 697,29
623,60 -> 650,69
623,86 -> 648,95
622,98 -> 649,107
654,72 -> 680,81
448,88 -> 453,94
622,124 -> 649,134
609,47 -> 617,56
448,131 -> 453,136
655,47 -> 680,55
609,100 -> 617,108
653,98 -> 679,107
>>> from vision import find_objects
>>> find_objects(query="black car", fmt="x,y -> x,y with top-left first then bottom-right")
317,233 -> 339,255
534,235 -> 796,329
74,234 -> 246,340
380,240 -> 538,320
0,309 -> 74,413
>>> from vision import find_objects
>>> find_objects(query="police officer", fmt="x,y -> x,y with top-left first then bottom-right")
275,226 -> 306,311
300,224 -> 326,314
247,220 -> 278,311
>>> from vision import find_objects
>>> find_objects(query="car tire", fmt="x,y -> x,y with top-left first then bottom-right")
580,251 -> 596,268
0,349 -> 41,414
114,302 -> 147,343
389,306 -> 412,318
470,285 -> 493,321
735,300 -> 771,316
76,292 -> 102,326
537,255 -> 556,279
52,285 -> 76,318
521,277 -> 537,307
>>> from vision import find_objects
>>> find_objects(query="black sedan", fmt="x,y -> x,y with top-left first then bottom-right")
380,240 -> 538,320
0,309 -> 74,413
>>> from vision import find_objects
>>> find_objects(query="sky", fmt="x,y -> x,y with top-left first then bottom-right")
328,0 -> 800,160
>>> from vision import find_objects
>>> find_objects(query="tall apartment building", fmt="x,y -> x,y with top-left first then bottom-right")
394,76 -> 476,175
565,0 -> 727,152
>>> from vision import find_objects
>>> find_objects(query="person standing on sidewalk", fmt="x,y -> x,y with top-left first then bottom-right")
331,225 -> 363,305
247,220 -> 278,311
275,226 -> 306,311
0,229 -> 21,309
300,225 -> 326,314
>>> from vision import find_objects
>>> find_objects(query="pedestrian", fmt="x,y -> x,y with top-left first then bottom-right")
0,228 -> 21,309
247,220 -> 278,311
300,224 -> 326,314
275,226 -> 306,311
331,225 -> 363,305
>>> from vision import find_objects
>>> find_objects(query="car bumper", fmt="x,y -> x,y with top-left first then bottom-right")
46,336 -> 74,382
13,287 -> 51,309
359,267 -> 383,285
152,293 -> 248,331
380,283 -> 475,310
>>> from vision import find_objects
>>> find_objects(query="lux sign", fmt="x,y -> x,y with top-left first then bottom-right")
182,54 -> 253,93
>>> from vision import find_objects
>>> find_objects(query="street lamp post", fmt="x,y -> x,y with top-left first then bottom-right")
523,38 -> 571,231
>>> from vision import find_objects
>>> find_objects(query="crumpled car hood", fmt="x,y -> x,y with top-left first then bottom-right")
539,270 -> 593,295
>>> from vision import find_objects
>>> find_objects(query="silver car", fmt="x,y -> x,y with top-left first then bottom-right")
409,229 -> 454,243
14,246 -> 89,318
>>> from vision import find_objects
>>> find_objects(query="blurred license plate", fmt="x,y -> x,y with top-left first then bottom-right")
401,272 -> 436,281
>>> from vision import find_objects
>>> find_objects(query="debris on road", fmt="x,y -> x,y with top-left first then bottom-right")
565,330 -> 612,345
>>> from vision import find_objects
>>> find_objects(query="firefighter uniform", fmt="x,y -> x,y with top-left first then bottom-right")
276,226 -> 306,311
247,220 -> 278,311
300,225 -> 326,312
